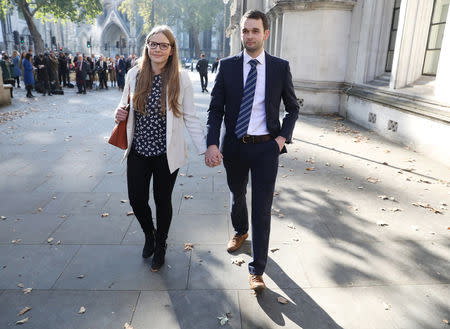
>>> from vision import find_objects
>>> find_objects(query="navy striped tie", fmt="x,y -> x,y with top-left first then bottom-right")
235,59 -> 258,139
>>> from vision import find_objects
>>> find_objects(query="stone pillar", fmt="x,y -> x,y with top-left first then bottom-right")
268,0 -> 355,113
389,0 -> 434,89
435,9 -> 450,103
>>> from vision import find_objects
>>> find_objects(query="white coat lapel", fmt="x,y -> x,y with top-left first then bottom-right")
166,88 -> 174,148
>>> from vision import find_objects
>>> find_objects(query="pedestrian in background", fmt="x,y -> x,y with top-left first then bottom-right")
211,56 -> 219,73
12,50 -> 21,88
23,53 -> 35,98
116,54 -> 126,91
108,57 -> 116,87
205,10 -> 299,291
114,25 -> 205,272
196,53 -> 209,92
1,54 -> 15,97
75,55 -> 87,94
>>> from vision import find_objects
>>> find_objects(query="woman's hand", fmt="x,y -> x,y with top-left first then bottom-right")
115,107 -> 128,122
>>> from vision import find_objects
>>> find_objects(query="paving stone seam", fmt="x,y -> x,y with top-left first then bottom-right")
50,244 -> 83,290
128,290 -> 141,326
0,282 -> 448,294
120,217 -> 137,245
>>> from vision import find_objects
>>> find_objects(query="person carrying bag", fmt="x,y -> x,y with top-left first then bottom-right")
113,25 -> 206,272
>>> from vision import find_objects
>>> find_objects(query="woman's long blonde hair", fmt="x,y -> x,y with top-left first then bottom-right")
133,25 -> 181,117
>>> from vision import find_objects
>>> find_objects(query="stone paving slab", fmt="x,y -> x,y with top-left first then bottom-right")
50,213 -> 133,244
0,213 -> 66,244
0,245 -> 80,289
131,290 -> 241,329
1,72 -> 449,329
52,245 -> 190,290
0,290 -> 138,329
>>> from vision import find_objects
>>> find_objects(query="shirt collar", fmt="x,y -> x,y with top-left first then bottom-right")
243,49 -> 265,67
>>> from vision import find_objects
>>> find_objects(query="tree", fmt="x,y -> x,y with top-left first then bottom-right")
0,0 -> 102,54
118,0 -> 222,57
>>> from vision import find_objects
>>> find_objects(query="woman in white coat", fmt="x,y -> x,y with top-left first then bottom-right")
115,25 -> 206,271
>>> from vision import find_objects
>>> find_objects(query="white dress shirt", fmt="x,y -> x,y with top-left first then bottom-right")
242,50 -> 269,135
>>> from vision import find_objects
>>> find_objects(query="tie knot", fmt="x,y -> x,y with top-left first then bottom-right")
249,59 -> 258,68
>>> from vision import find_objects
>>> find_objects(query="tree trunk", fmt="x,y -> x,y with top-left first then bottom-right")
0,19 -> 8,52
17,0 -> 44,53
190,26 -> 201,58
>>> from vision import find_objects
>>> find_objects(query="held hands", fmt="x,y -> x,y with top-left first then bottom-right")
205,145 -> 223,167
115,107 -> 128,123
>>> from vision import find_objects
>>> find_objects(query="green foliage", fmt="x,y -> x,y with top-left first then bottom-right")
119,0 -> 223,34
1,0 -> 102,23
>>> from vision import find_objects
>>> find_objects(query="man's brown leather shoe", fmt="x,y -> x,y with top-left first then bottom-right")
226,233 -> 248,252
249,274 -> 266,291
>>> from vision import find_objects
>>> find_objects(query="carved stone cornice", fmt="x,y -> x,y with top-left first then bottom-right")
267,0 -> 357,13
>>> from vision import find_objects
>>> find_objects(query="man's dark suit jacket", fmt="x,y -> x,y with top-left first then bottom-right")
207,51 -> 299,159
196,58 -> 209,74
117,59 -> 126,76
75,61 -> 87,80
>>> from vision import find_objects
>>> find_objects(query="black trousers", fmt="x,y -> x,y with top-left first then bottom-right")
127,150 -> 179,242
223,139 -> 279,275
199,72 -> 208,91
76,78 -> 86,93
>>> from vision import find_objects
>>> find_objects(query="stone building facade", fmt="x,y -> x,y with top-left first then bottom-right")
228,0 -> 450,166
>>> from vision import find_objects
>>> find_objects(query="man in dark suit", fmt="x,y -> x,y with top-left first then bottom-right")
205,10 -> 299,291
75,55 -> 87,94
196,53 -> 209,92
96,55 -> 108,89
116,54 -> 126,91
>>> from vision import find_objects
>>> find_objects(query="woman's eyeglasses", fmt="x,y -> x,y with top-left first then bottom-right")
147,41 -> 171,50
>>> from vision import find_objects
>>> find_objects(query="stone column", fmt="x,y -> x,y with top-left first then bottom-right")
267,0 -> 355,113
389,0 -> 434,89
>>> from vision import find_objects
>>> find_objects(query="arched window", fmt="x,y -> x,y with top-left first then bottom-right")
423,0 -> 448,75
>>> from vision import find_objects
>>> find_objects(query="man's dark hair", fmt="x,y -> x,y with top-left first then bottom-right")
240,10 -> 269,31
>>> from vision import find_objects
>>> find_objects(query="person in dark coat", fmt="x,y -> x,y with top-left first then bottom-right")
58,52 -> 67,87
96,55 -> 108,89
75,55 -> 87,94
36,53 -> 52,96
116,54 -> 126,91
23,53 -> 35,98
196,53 -> 209,92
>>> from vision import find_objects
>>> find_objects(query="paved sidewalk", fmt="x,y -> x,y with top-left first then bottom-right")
0,72 -> 449,329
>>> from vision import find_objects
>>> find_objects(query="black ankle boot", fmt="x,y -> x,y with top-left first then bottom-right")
142,230 -> 155,259
151,241 -> 167,272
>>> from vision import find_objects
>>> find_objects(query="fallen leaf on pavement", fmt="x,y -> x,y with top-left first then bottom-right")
377,221 -> 388,226
201,176 -> 206,179
184,243 -> 194,251
187,174 -> 193,178
37,208 -> 43,212
126,211 -> 134,216
124,323 -> 134,329
78,306 -> 86,314
47,237 -> 54,244
231,257 -> 245,266
17,283 -> 24,288
77,275 -> 85,279
443,319 -> 448,325
305,167 -> 315,171
390,208 -> 402,212
270,248 -> 279,253
278,213 -> 285,218
217,315 -> 229,326
287,223 -> 296,229
16,317 -> 29,325
120,200 -> 127,203
367,177 -> 380,183
23,288 -> 32,294
12,239 -> 22,244
101,213 -> 109,218
277,297 -> 288,304
184,194 -> 194,199
1,216 -> 6,220
344,177 -> 351,180
412,202 -> 443,214
179,173 -> 186,176
18,307 -> 31,316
